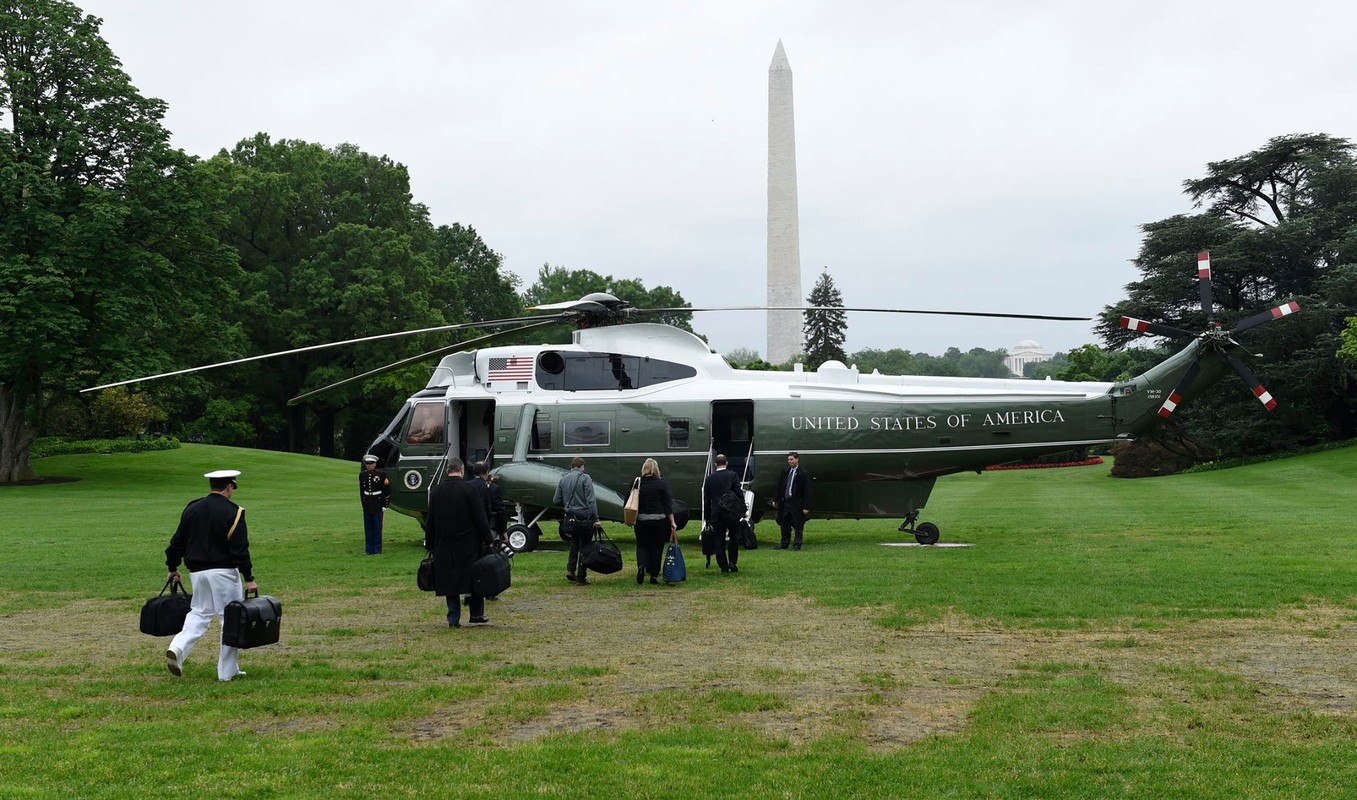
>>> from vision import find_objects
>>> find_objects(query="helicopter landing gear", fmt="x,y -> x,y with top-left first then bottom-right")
506,523 -> 540,554
898,512 -> 941,545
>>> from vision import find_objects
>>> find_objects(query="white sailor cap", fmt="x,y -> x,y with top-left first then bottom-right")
362,455 -> 379,464
204,469 -> 242,480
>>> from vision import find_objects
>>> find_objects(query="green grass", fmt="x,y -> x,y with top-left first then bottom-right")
2,443 -> 1356,798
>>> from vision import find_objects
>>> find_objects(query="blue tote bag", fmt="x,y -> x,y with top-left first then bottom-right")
662,541 -> 687,583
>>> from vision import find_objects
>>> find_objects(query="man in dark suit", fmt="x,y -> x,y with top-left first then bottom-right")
426,457 -> 495,627
702,454 -> 742,574
775,451 -> 811,550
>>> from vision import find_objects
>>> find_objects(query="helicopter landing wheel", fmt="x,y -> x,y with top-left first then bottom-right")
913,522 -> 940,546
506,523 -> 539,554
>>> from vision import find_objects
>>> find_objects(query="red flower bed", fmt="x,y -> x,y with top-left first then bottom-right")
984,457 -> 1105,471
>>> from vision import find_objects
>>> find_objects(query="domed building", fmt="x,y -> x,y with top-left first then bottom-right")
1004,340 -> 1051,377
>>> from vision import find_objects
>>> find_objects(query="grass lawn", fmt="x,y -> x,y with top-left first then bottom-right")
1,443 -> 1356,798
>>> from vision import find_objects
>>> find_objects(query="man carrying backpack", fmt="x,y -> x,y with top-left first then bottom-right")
703,454 -> 743,574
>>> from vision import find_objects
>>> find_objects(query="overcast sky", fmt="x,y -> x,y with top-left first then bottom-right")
78,0 -> 1357,360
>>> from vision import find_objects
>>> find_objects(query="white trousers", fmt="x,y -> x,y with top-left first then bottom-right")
168,568 -> 243,680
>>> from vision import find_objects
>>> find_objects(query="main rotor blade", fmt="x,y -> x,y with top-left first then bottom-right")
1229,301 -> 1301,336
1120,316 -> 1197,339
1156,358 -> 1202,418
81,314 -> 554,393
645,305 -> 1092,322
1197,251 -> 1213,323
1226,355 -> 1278,411
287,318 -> 563,406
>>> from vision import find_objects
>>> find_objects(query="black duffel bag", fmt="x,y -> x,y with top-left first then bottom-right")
140,578 -> 192,636
580,529 -> 623,574
417,555 -> 435,592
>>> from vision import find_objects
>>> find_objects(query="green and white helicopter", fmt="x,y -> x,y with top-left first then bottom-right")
87,251 -> 1299,549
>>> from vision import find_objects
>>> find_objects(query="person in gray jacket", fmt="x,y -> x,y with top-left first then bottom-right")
554,457 -> 602,584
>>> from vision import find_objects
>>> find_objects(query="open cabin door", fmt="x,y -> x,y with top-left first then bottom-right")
711,400 -> 755,482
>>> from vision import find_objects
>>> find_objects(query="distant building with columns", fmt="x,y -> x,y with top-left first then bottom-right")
1005,340 -> 1051,377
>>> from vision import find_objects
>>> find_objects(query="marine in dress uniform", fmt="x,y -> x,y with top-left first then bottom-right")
164,469 -> 258,681
359,454 -> 391,554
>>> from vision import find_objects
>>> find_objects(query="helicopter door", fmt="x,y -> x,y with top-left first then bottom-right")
462,400 -> 496,466
711,400 -> 755,481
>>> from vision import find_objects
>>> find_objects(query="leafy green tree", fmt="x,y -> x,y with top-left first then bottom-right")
803,269 -> 847,366
0,0 -> 237,482
521,264 -> 693,344
1026,352 -> 1068,379
202,135 -> 521,457
1098,134 -> 1357,459
851,348 -> 921,376
723,347 -> 761,368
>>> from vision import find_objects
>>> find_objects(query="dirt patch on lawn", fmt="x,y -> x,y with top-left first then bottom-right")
4,582 -> 1354,749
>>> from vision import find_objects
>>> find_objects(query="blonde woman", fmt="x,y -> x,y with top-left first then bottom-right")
633,458 -> 677,584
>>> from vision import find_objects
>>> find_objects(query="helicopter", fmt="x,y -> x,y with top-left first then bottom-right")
85,251 -> 1299,549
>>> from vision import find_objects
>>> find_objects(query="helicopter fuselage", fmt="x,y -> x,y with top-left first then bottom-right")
371,323 -> 1215,531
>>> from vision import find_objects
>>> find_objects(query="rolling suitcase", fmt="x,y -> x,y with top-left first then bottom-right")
221,589 -> 282,649
472,552 -> 511,597
140,578 -> 192,636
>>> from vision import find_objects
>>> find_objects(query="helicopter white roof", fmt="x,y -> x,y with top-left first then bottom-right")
423,322 -> 1115,402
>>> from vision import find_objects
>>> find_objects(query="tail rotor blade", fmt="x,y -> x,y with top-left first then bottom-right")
1226,355 -> 1278,411
1197,251 -> 1213,322
1157,359 -> 1202,419
1230,301 -> 1301,336
1120,316 -> 1196,339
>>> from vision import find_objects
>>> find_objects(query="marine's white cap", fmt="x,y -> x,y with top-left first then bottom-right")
204,469 -> 241,479
362,454 -> 378,464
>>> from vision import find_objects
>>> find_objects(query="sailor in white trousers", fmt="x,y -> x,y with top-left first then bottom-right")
164,469 -> 258,681
167,568 -> 245,680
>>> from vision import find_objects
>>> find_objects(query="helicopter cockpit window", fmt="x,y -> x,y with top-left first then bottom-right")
563,420 -> 611,447
667,419 -> 690,449
406,402 -> 445,445
544,352 -> 696,391
530,411 -> 552,451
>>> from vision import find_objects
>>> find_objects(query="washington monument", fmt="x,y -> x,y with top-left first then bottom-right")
767,40 -> 802,364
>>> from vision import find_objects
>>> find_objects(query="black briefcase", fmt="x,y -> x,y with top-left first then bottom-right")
140,578 -> 192,636
221,590 -> 282,649
472,552 -> 512,597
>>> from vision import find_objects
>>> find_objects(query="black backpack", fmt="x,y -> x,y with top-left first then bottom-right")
718,487 -> 745,524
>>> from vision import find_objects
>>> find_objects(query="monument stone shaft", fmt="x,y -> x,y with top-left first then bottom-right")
767,40 -> 802,364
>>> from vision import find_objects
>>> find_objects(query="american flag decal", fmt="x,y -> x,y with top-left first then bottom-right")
488,356 -> 535,383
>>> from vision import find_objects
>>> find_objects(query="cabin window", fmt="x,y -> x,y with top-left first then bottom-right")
530,411 -> 552,451
405,402 -> 445,445
635,356 -> 696,387
667,419 -> 690,449
563,419 -> 611,447
542,352 -> 697,391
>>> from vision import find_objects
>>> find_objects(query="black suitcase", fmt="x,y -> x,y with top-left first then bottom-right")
140,579 -> 192,636
221,590 -> 282,649
472,552 -> 511,597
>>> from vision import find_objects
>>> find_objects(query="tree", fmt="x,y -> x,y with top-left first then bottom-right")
803,268 -> 846,366
521,264 -> 693,343
1,0 -> 238,482
203,135 -> 521,457
1098,134 -> 1357,460
723,347 -> 761,368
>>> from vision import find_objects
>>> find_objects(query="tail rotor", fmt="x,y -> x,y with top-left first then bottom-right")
1119,250 -> 1298,418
